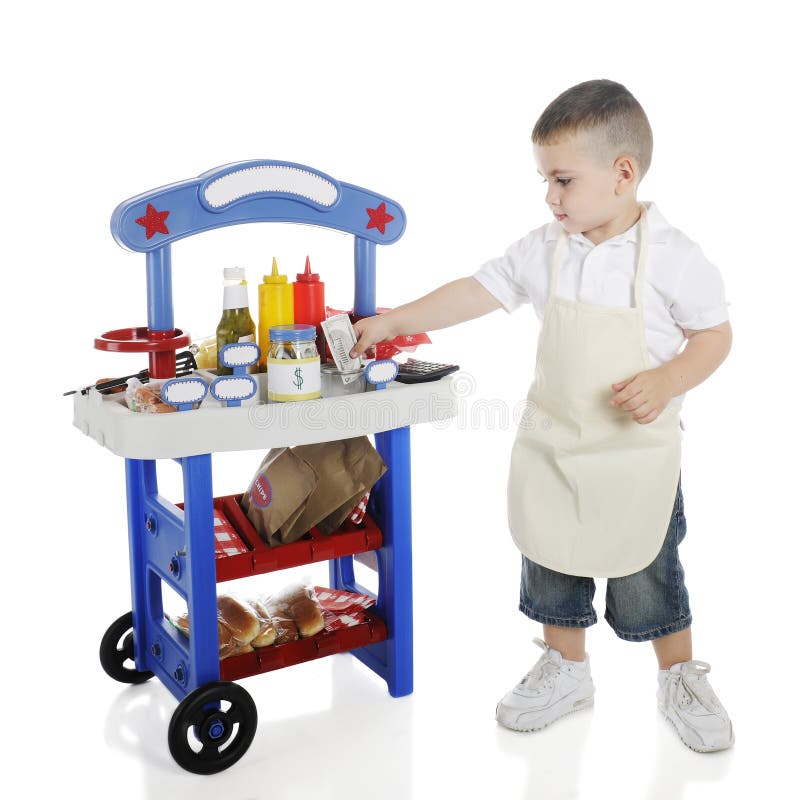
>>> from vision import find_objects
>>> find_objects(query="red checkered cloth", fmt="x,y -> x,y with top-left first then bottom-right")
349,491 -> 370,524
321,609 -> 370,631
314,586 -> 375,631
213,508 -> 249,559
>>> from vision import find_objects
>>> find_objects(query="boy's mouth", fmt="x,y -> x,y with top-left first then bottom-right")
555,213 -> 567,221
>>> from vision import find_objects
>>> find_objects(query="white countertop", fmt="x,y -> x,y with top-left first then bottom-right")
72,375 -> 460,459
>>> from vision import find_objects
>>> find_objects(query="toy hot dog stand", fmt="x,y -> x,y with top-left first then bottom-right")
72,160 -> 458,774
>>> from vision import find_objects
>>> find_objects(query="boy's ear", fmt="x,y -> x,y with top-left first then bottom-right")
613,154 -> 638,192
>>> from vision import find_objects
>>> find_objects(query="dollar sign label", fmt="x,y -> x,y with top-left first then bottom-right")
293,366 -> 304,390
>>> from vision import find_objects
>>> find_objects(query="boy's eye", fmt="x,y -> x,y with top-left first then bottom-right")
540,177 -> 572,186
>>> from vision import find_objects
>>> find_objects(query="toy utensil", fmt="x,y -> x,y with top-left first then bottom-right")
63,350 -> 197,395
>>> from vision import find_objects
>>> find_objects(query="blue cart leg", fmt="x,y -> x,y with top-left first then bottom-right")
329,426 -> 413,697
180,454 -> 221,692
125,458 -> 152,681
125,455 -> 219,701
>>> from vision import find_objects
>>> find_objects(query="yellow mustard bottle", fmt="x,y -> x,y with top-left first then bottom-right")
258,257 -> 294,370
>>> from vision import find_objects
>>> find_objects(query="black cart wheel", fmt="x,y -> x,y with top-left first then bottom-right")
168,681 -> 257,774
99,611 -> 154,684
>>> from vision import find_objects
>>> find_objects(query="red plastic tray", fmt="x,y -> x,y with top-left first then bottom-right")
219,609 -> 387,681
176,494 -> 383,583
94,326 -> 191,353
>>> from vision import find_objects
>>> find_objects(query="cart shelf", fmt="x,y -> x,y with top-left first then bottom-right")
180,494 -> 383,582
219,610 -> 387,682
73,375 -> 458,458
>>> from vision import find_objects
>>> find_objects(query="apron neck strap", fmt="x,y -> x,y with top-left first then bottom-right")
549,229 -> 569,302
549,203 -> 649,310
633,203 -> 648,310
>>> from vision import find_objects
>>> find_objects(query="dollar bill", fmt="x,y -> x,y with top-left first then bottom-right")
321,314 -> 363,384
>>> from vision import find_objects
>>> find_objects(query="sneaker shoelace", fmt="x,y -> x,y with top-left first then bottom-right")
666,660 -> 723,714
519,637 -> 561,692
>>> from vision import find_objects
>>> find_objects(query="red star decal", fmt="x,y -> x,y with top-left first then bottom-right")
135,203 -> 170,239
366,202 -> 394,235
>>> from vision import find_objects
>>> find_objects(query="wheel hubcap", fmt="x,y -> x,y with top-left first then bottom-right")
201,713 -> 229,744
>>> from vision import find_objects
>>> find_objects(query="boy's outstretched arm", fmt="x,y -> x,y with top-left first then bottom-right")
350,277 -> 502,357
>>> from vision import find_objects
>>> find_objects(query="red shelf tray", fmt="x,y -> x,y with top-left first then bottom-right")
219,609 -> 387,681
177,494 -> 383,582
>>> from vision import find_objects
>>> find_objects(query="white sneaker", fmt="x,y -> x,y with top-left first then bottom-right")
657,660 -> 735,752
496,637 -> 595,732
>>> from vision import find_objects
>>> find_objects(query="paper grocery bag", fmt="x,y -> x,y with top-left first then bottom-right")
317,490 -> 374,536
279,436 -> 387,540
240,448 -> 319,545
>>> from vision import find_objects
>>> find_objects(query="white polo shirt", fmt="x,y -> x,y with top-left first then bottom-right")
472,200 -> 730,411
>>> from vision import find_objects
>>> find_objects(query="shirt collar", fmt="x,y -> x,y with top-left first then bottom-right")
544,201 -> 670,246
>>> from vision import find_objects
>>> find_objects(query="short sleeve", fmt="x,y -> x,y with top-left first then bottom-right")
472,235 -> 533,314
669,243 -> 731,330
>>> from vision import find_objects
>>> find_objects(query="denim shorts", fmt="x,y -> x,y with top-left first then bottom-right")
519,472 -> 692,642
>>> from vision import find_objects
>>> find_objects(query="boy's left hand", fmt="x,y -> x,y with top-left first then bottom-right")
609,367 -> 673,424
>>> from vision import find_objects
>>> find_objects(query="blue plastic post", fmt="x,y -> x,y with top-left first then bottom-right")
331,425 -> 413,697
125,458 -> 151,678
354,237 -> 376,317
146,246 -> 174,331
124,456 -> 219,702
180,454 -> 220,691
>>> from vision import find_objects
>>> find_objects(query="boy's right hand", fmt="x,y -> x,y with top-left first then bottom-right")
350,314 -> 397,358
348,278 -> 501,358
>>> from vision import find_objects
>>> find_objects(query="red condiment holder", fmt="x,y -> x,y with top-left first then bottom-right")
94,326 -> 191,379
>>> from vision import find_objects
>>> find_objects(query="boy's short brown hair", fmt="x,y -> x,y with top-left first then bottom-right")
532,79 -> 653,179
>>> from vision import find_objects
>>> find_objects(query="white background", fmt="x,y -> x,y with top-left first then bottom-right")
4,1 -> 796,798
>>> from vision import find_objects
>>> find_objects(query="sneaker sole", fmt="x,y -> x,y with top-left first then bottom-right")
497,694 -> 594,733
658,704 -> 735,753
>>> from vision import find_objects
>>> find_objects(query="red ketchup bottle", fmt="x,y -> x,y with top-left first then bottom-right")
293,256 -> 326,359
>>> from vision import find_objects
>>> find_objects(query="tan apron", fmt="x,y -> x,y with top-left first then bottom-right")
508,204 -> 682,578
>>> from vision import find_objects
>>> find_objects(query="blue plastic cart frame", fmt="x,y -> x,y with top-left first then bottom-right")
111,161 -> 413,701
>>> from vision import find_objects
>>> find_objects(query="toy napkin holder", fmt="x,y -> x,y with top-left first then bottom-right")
161,376 -> 209,411
209,343 -> 261,407
365,359 -> 398,390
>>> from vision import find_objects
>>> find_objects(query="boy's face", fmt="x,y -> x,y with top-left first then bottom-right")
533,130 -> 637,242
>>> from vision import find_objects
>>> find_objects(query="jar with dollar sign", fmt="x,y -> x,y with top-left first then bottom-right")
266,324 -> 321,402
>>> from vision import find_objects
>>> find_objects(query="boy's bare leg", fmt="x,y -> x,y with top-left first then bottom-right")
544,625 -> 586,661
651,627 -> 692,669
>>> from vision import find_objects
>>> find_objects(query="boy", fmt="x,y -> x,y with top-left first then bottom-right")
350,80 -> 734,753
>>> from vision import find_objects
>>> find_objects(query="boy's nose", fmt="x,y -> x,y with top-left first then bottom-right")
545,185 -> 561,206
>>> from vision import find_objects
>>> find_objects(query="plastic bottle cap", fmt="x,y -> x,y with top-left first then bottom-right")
263,256 -> 288,284
224,267 -> 245,281
296,255 -> 320,283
